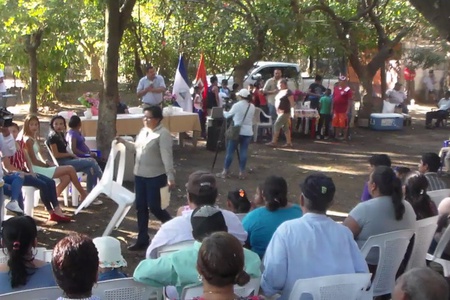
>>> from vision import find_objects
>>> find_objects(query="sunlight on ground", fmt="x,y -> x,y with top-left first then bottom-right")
296,163 -> 366,176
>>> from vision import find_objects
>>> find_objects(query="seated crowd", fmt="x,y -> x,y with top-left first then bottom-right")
1,151 -> 450,299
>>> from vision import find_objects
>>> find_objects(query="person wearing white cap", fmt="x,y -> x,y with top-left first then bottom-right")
92,236 -> 127,281
216,89 -> 255,180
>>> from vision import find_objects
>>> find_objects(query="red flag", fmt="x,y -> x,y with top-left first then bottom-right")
195,54 -> 208,109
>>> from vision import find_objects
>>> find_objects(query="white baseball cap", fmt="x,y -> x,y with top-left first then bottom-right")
93,236 -> 127,268
237,89 -> 251,99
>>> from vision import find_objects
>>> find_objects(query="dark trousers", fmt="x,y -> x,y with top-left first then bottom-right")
135,174 -> 172,244
426,110 -> 448,126
318,114 -> 331,137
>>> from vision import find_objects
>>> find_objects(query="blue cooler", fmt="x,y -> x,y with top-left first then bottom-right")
370,113 -> 404,131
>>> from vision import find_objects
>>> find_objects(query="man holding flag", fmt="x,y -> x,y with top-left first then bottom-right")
173,55 -> 192,112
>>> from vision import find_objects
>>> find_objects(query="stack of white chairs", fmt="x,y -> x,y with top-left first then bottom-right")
426,223 -> 450,276
128,107 -> 143,114
288,273 -> 372,300
0,247 -> 51,264
75,141 -> 134,236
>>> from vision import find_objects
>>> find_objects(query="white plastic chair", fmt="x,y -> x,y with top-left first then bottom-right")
156,240 -> 195,257
360,229 -> 414,298
1,286 -> 62,300
288,273 -> 372,300
405,216 -> 439,271
252,107 -> 272,142
428,189 -> 450,208
128,107 -> 143,114
45,143 -> 83,207
426,223 -> 450,276
74,141 -> 134,236
92,278 -> 163,300
181,277 -> 260,300
22,186 -> 39,216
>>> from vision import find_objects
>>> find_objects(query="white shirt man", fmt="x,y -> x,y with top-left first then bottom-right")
145,171 -> 247,258
386,84 -> 407,105
137,65 -> 166,106
261,174 -> 368,300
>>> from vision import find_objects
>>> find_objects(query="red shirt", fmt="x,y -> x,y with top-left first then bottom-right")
9,140 -> 27,171
254,89 -> 267,106
333,86 -> 353,114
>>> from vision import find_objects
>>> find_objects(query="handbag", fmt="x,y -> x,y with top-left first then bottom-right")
226,103 -> 251,141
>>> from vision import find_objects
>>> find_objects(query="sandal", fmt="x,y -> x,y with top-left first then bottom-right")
238,172 -> 246,180
265,142 -> 277,147
281,143 -> 293,148
216,172 -> 229,179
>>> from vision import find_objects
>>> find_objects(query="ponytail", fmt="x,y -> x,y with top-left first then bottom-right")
372,166 -> 405,220
405,173 -> 435,220
2,216 -> 38,288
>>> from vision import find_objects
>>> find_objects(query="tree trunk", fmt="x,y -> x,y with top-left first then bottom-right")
97,0 -> 136,156
28,48 -> 38,114
90,54 -> 102,81
408,0 -> 450,41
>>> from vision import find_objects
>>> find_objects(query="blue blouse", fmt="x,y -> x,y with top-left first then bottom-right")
242,205 -> 302,257
0,263 -> 56,295
98,269 -> 127,281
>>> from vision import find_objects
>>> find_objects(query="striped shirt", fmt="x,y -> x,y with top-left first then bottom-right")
9,140 -> 27,171
425,172 -> 448,191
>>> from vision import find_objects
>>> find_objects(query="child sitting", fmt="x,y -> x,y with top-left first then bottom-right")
92,236 -> 127,281
227,189 -> 251,220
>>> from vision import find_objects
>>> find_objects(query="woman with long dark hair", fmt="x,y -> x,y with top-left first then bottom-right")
404,173 -> 437,220
344,166 -> 416,266
242,176 -> 302,258
0,216 -> 55,294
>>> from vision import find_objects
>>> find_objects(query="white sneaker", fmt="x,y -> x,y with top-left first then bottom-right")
92,199 -> 103,205
5,200 -> 24,215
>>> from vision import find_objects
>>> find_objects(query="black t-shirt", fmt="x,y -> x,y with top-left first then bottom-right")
307,83 -> 326,109
47,132 -> 68,154
207,86 -> 217,109
117,102 -> 128,114
278,90 -> 293,113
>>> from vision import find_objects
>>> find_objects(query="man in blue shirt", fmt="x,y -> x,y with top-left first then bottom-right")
425,90 -> 450,129
261,173 -> 369,300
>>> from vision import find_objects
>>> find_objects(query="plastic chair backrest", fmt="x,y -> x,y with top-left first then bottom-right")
57,111 -> 74,119
406,216 -> 439,270
382,100 -> 396,113
1,286 -> 62,300
181,277 -> 261,300
0,247 -> 48,264
92,278 -> 163,300
360,229 -> 414,296
128,107 -> 143,114
252,107 -> 262,125
156,240 -> 195,257
428,189 -> 450,207
44,143 -> 60,166
432,223 -> 450,259
288,273 -> 372,300
102,141 -> 127,186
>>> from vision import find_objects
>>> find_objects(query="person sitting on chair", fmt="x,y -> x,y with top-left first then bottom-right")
387,82 -> 408,114
425,90 -> 450,129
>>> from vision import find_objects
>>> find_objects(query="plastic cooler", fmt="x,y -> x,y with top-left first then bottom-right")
369,113 -> 404,131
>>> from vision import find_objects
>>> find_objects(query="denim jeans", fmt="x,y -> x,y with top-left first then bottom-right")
3,173 -> 24,209
224,135 -> 252,172
135,174 -> 172,244
58,157 -> 103,192
24,173 -> 59,211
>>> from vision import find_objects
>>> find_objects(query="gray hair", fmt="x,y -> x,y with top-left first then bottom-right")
398,267 -> 449,300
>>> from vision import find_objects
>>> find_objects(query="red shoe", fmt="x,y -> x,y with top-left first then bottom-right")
49,213 -> 72,223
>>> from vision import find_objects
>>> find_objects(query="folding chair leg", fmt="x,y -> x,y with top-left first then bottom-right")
115,205 -> 132,229
63,187 -> 69,207
74,185 -> 103,215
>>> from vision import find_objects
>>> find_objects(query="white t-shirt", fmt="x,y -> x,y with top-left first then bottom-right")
0,69 -> 6,93
386,89 -> 406,104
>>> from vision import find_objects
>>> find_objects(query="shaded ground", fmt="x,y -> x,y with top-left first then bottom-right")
7,103 -> 450,275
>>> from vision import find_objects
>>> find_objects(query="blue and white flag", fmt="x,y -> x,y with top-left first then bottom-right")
173,55 -> 192,112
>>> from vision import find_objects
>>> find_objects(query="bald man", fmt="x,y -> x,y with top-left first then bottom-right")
392,267 -> 449,300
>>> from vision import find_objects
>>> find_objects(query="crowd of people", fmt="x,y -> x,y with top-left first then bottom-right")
2,150 -> 450,299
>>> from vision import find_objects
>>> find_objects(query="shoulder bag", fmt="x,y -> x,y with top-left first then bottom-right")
226,103 -> 251,141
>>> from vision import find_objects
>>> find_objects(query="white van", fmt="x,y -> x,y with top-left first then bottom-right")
213,61 -> 301,91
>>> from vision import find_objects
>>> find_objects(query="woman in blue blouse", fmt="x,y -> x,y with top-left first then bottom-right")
0,216 -> 56,294
242,176 -> 302,258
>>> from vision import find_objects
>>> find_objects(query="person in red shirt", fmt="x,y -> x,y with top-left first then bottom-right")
332,76 -> 353,140
252,82 -> 269,122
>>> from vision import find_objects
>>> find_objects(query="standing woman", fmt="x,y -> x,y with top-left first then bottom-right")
117,106 -> 175,251
21,115 -> 88,201
217,89 -> 255,180
266,79 -> 294,148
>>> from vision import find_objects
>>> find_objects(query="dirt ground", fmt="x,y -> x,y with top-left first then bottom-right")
6,103 -> 450,275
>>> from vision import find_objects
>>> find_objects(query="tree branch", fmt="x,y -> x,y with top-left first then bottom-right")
119,0 -> 137,33
348,0 -> 379,21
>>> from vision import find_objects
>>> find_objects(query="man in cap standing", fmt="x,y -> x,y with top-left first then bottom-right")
261,173 -> 369,300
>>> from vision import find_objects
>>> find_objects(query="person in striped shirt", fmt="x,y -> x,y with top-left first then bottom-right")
418,152 -> 448,191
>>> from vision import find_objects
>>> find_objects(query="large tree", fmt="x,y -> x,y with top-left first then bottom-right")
97,0 -> 136,155
408,0 -> 450,41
